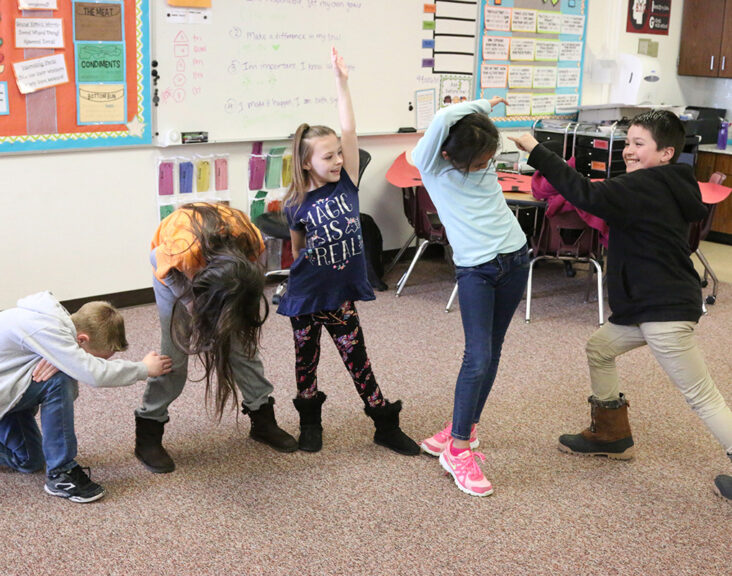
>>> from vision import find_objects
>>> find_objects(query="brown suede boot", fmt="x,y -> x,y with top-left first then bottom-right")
558,394 -> 635,460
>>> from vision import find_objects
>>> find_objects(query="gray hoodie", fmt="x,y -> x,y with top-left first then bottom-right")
0,292 -> 148,419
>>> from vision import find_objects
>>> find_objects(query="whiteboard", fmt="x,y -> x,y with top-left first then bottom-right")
152,1 -> 449,145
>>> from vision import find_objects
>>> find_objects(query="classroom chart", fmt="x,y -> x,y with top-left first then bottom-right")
475,0 -> 586,127
151,1 -> 447,145
0,0 -> 152,153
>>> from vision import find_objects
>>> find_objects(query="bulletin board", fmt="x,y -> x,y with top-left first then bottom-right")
151,1 -> 459,145
0,0 -> 152,153
474,0 -> 587,127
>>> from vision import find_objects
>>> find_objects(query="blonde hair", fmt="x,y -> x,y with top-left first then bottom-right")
71,301 -> 128,353
284,123 -> 337,209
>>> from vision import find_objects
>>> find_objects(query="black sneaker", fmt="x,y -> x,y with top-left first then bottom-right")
713,474 -> 732,502
44,465 -> 106,503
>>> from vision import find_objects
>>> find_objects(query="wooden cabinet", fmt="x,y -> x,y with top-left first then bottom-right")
678,0 -> 732,78
696,151 -> 732,239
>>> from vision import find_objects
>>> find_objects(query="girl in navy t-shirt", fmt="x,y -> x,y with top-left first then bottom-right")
277,48 -> 418,456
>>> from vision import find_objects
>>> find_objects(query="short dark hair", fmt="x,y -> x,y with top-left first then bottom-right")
441,112 -> 500,173
629,109 -> 686,163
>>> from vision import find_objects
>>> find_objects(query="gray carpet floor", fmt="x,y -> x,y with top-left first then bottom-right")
2,257 -> 730,576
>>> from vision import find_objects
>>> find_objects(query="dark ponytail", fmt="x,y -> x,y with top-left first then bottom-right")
441,112 -> 500,173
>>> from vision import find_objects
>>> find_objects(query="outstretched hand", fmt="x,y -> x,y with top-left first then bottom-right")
143,351 -> 173,378
331,46 -> 348,80
508,133 -> 540,154
488,96 -> 509,109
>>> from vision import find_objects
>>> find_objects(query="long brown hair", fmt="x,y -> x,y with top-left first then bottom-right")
284,123 -> 336,209
169,203 -> 268,419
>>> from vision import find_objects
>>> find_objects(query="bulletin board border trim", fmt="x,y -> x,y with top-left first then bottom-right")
0,0 -> 152,153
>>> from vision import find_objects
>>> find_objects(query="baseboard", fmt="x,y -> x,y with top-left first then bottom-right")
61,288 -> 155,313
706,232 -> 732,245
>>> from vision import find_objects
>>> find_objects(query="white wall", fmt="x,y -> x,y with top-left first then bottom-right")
0,134 -> 422,309
3,0 -> 732,309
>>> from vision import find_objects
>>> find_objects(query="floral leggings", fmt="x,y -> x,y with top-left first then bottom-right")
290,301 -> 384,408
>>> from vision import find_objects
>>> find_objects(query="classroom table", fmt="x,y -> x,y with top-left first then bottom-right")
496,171 -> 546,238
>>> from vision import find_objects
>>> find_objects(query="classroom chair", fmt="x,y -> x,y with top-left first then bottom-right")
384,152 -> 452,299
393,186 -> 450,297
525,209 -> 605,325
690,171 -> 727,306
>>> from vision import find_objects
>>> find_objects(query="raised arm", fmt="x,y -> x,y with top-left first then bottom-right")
412,96 -> 507,175
332,47 -> 359,185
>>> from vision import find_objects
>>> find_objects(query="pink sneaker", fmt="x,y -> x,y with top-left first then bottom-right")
439,440 -> 493,497
420,422 -> 479,456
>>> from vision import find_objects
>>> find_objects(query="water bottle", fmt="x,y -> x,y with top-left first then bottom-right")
717,120 -> 728,150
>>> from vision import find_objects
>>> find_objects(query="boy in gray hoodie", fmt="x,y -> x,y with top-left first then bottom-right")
0,292 -> 171,503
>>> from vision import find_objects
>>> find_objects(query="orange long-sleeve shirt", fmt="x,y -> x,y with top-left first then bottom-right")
151,203 -> 265,283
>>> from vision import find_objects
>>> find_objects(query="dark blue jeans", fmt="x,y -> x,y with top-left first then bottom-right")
451,244 -> 529,440
0,372 -> 78,475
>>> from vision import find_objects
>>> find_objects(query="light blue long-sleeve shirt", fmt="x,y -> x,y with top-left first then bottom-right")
411,99 -> 526,267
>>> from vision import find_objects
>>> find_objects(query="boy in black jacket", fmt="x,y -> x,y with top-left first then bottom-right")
511,110 -> 732,502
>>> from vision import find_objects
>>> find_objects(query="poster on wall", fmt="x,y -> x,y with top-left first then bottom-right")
0,0 -> 151,153
627,0 -> 671,35
474,0 -> 587,127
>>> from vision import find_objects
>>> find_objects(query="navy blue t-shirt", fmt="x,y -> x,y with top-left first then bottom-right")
277,169 -> 375,317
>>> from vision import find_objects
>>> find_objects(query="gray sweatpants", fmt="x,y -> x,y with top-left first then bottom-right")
586,320 -> 732,455
135,251 -> 273,422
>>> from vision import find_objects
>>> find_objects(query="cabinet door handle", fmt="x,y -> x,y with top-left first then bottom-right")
711,55 -> 715,70
723,56 -> 727,71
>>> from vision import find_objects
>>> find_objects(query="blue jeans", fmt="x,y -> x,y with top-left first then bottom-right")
451,245 -> 529,440
0,372 -> 78,475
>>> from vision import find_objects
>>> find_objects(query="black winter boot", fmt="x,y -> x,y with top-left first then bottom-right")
135,417 -> 175,473
364,400 -> 420,456
292,391 -> 327,452
558,394 -> 635,460
243,397 -> 298,453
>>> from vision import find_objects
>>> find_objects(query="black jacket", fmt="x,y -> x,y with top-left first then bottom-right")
528,144 -> 707,325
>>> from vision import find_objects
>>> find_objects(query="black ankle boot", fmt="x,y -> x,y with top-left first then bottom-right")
243,397 -> 298,453
292,391 -> 327,452
135,416 -> 175,473
364,400 -> 420,456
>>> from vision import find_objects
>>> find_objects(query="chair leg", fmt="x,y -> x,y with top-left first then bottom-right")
589,258 -> 604,325
384,232 -> 416,277
525,256 -> 545,323
695,248 -> 718,305
396,239 -> 431,297
272,278 -> 288,305
445,282 -> 458,313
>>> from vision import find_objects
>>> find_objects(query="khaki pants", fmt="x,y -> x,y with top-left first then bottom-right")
586,320 -> 732,453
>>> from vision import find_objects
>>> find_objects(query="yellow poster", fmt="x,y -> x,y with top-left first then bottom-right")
78,84 -> 125,123
167,0 -> 211,7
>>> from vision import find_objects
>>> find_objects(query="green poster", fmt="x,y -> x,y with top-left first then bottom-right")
77,43 -> 124,83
